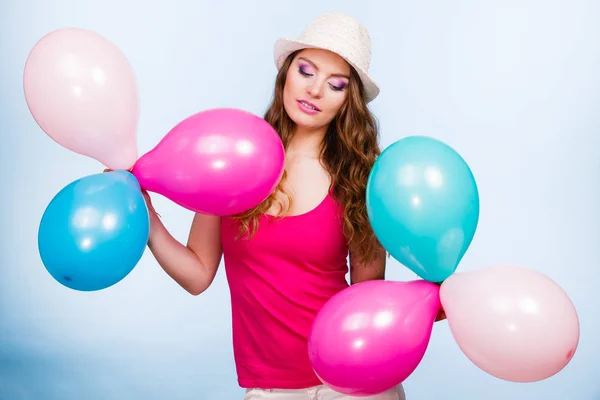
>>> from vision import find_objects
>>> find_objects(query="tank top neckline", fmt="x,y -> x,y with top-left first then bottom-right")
263,187 -> 334,220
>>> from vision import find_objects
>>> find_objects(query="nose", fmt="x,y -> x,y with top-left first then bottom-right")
306,80 -> 324,99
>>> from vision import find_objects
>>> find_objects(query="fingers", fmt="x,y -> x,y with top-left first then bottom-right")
435,309 -> 446,322
141,190 -> 159,215
101,171 -> 157,218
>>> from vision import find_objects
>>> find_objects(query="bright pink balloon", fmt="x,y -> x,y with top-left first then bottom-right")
308,280 -> 441,396
132,108 -> 285,216
24,28 -> 139,170
440,265 -> 580,382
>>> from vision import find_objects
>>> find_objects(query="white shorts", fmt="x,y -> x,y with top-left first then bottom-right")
243,384 -> 406,400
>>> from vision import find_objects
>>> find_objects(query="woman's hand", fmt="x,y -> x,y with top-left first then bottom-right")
141,189 -> 159,219
435,309 -> 446,322
433,281 -> 446,322
103,168 -> 159,226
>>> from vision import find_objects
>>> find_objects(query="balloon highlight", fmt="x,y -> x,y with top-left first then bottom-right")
132,108 -> 285,216
440,265 -> 580,383
366,136 -> 479,282
24,28 -> 139,170
308,280 -> 441,396
38,171 -> 149,291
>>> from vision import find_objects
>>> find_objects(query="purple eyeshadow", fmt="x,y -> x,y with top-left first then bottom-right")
299,63 -> 314,75
330,80 -> 347,90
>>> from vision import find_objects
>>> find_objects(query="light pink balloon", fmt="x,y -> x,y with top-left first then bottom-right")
440,265 -> 580,382
132,108 -> 285,216
308,280 -> 441,396
24,28 -> 139,170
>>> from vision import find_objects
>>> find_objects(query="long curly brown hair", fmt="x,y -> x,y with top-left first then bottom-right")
231,50 -> 383,264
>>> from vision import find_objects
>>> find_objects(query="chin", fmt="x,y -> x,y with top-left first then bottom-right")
292,113 -> 320,129
285,105 -> 328,131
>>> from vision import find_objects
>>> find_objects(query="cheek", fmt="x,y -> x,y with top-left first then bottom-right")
285,72 -> 303,93
283,75 -> 300,105
322,94 -> 347,118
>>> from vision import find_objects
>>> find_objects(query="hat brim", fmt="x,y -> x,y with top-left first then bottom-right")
273,38 -> 380,103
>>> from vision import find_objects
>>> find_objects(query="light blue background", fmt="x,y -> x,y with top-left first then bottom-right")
1,1 -> 598,399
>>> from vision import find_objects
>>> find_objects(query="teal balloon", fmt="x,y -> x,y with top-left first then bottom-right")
366,136 -> 479,282
38,170 -> 150,291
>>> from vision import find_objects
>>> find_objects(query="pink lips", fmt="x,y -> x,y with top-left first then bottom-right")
297,99 -> 321,115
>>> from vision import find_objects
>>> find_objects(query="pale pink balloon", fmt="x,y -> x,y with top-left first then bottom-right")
308,280 -> 441,396
132,108 -> 285,216
440,265 -> 580,382
24,28 -> 139,170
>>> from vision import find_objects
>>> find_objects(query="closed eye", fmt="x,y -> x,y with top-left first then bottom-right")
298,67 -> 313,77
329,83 -> 346,91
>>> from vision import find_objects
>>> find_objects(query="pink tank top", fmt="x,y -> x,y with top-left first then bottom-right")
220,189 -> 349,389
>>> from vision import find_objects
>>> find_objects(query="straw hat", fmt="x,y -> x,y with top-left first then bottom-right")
273,12 -> 380,103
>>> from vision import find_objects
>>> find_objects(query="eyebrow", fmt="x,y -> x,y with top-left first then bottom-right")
298,57 -> 350,79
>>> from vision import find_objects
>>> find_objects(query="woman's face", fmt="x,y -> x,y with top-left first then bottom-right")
283,48 -> 351,132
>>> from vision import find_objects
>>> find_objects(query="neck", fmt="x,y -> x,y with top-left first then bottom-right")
287,124 -> 327,158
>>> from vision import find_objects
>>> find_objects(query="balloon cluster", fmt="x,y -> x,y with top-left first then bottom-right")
25,27 -> 579,396
307,137 -> 580,395
25,28 -> 284,291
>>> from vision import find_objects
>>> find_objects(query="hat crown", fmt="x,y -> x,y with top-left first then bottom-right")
296,12 -> 372,72
273,12 -> 380,102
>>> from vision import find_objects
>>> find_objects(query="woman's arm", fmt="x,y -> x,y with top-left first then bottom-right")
349,247 -> 386,284
145,193 -> 223,296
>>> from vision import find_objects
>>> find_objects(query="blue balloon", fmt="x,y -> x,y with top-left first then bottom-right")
366,136 -> 479,282
38,170 -> 150,291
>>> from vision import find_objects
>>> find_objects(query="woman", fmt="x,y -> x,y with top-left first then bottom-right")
144,12 -> 408,399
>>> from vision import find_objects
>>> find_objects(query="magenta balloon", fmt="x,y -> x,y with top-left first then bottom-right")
132,108 -> 285,216
308,280 -> 441,396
